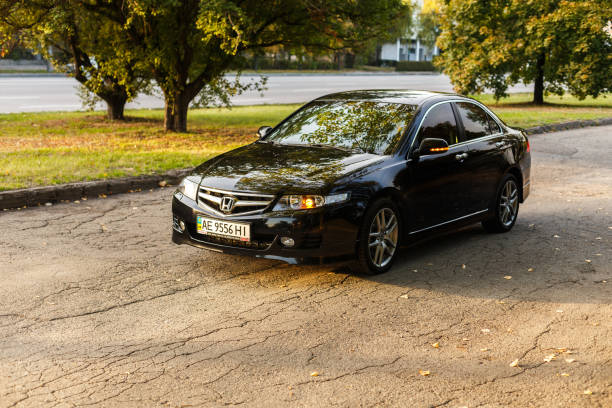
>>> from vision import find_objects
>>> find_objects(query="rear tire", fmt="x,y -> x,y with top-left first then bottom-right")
482,174 -> 520,233
351,198 -> 401,275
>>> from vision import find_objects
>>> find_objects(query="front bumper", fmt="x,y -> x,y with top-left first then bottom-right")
171,193 -> 362,265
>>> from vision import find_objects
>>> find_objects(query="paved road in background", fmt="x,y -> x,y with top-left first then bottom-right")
0,73 -> 533,113
1,126 -> 610,407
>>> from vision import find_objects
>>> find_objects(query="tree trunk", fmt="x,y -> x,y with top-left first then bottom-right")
533,53 -> 545,105
105,96 -> 127,120
164,95 -> 189,132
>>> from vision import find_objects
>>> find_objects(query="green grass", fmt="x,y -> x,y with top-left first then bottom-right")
0,69 -> 51,74
0,105 -> 299,190
1,95 -> 610,191
472,93 -> 612,128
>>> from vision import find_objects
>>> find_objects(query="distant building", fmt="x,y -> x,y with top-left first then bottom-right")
379,0 -> 439,63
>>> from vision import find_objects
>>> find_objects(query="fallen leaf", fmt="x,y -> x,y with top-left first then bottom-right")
544,354 -> 556,362
504,275 -> 512,280
431,342 -> 440,348
583,389 -> 593,395
527,268 -> 534,272
509,359 -> 519,367
480,347 -> 489,352
418,370 -> 431,376
560,372 -> 570,377
565,358 -> 575,363
158,180 -> 168,187
310,371 -> 319,377
585,259 -> 591,263
399,294 -> 409,299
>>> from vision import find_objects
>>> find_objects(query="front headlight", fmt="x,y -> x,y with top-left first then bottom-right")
176,176 -> 200,201
272,193 -> 350,211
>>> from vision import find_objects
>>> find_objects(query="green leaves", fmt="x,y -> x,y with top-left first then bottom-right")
436,0 -> 612,102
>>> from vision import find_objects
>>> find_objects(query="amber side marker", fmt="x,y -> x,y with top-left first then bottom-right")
429,147 -> 449,152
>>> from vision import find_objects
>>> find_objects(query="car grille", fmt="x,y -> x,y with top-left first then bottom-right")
195,233 -> 273,250
198,186 -> 275,217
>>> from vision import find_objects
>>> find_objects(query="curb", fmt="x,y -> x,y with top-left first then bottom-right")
1,169 -> 192,210
523,117 -> 612,135
1,117 -> 611,210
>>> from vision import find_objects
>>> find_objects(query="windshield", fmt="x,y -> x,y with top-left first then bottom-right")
264,100 -> 417,155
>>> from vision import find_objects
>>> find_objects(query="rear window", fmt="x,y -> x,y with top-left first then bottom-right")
265,100 -> 418,155
456,102 -> 499,140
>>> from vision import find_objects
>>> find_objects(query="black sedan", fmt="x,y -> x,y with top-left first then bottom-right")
172,90 -> 531,274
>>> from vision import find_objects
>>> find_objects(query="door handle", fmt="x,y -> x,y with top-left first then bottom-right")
455,152 -> 468,161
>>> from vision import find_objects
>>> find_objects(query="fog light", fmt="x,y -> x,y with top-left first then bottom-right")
280,237 -> 295,247
178,220 -> 186,232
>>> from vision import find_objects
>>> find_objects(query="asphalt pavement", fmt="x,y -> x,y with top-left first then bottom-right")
0,73 -> 533,113
0,125 -> 610,407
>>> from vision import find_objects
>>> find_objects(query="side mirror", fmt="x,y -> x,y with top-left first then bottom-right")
257,126 -> 272,139
418,138 -> 449,156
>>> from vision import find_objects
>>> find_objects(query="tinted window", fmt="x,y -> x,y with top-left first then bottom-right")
265,101 -> 417,155
456,102 -> 494,140
488,115 -> 502,134
416,103 -> 458,147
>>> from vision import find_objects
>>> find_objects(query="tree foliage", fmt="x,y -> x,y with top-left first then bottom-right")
0,0 -> 150,119
436,0 -> 612,104
77,0 -> 412,131
417,0 -> 442,49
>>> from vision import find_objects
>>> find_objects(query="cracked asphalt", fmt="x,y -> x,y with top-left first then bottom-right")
1,125 -> 611,408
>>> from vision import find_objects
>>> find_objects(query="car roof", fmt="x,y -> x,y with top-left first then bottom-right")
313,90 -> 462,106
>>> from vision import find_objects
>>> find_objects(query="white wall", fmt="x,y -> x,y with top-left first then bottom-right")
380,43 -> 399,61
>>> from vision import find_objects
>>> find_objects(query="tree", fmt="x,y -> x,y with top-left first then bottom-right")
80,0 -> 412,132
417,0 -> 442,50
0,0 -> 150,120
436,0 -> 612,104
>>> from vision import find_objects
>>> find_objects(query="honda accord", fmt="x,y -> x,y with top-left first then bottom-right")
172,90 -> 531,274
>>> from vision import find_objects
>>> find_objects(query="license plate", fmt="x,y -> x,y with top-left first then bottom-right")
196,215 -> 251,242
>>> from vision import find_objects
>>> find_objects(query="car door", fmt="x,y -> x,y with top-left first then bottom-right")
454,101 -> 507,212
403,102 -> 474,232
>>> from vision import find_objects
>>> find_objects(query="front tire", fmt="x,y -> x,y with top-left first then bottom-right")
352,198 -> 401,275
482,174 -> 520,233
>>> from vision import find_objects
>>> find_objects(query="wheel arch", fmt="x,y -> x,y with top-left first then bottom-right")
505,166 -> 524,202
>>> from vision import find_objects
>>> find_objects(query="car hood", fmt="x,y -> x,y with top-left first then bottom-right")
193,142 -> 383,194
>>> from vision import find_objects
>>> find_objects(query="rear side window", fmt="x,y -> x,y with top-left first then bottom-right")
488,115 -> 502,134
416,103 -> 459,147
456,102 -> 500,140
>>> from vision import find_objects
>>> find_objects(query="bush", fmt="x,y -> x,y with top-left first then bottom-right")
232,56 -> 338,71
395,61 -> 437,72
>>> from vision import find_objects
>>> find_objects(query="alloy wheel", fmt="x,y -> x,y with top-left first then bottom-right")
499,179 -> 519,227
368,208 -> 399,268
